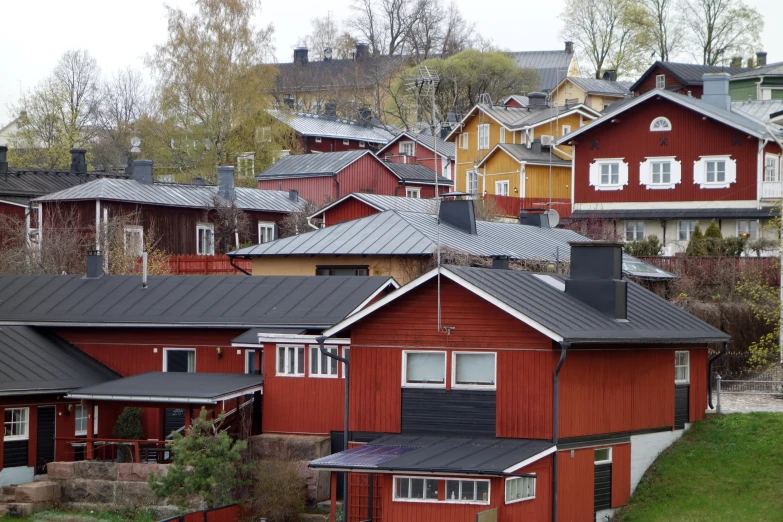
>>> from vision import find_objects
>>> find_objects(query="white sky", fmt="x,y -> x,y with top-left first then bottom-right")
2,0 -> 781,124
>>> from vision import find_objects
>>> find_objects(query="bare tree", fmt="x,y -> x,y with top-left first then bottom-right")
640,0 -> 684,61
440,1 -> 476,57
93,68 -> 148,170
209,195 -> 252,254
407,0 -> 446,60
347,0 -> 424,56
51,49 -> 103,146
297,16 -> 341,61
679,0 -> 763,65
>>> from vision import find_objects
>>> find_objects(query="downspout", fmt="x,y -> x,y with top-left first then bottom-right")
552,341 -> 570,522
229,256 -> 252,276
333,174 -> 341,199
708,342 -> 728,409
318,336 -> 349,522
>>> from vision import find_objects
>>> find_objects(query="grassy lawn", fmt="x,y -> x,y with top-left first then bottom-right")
0,508 -> 158,522
615,412 -> 783,522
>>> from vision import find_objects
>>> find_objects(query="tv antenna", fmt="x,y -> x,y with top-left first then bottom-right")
409,65 -> 444,331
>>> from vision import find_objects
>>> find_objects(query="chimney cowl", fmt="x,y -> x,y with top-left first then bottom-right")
756,51 -> 767,67
84,250 -> 104,279
132,159 -> 154,185
564,241 -> 627,319
217,166 -> 236,201
70,149 -> 87,175
602,70 -> 618,82
439,199 -> 477,235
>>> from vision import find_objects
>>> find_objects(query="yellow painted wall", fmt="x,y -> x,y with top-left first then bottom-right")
524,164 -> 572,199
481,149 -> 523,195
452,110 -> 505,193
551,80 -> 625,112
251,254 -> 424,285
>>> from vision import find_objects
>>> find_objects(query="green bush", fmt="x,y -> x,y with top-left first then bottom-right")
685,224 -> 707,256
249,460 -> 305,522
112,407 -> 144,462
623,235 -> 663,257
704,220 -> 724,256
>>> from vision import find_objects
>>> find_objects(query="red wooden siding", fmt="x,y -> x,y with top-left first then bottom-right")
260,343 -> 345,434
611,443 -> 632,508
300,136 -> 378,154
323,197 -> 380,226
256,176 -> 335,207
381,138 -> 453,179
350,346 -> 401,433
764,140 -> 783,155
633,66 -> 698,96
496,350 -> 555,439
557,448 -> 594,522
573,97 -> 760,204
0,201 -> 25,220
503,457 -> 553,521
558,349 -> 675,438
689,348 -> 708,422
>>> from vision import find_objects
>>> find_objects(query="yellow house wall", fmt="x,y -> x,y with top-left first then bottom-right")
452,111 -> 505,193
251,254 -> 423,285
551,79 -> 587,107
524,164 -> 572,199
531,113 -> 582,158
481,150 -> 523,195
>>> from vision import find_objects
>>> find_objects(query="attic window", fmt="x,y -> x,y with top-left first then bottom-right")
650,117 -> 671,132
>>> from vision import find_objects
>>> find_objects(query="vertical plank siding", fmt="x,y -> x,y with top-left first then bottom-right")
557,448 -> 595,522
257,176 -> 335,207
611,443 -> 632,508
324,198 -> 381,226
496,350 -> 555,439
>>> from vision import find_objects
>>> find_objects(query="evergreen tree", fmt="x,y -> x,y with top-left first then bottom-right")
685,224 -> 707,256
703,220 -> 723,256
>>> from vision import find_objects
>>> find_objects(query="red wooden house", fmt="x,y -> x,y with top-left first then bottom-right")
308,193 -> 437,227
255,150 -> 453,207
559,74 -> 783,254
376,131 -> 456,181
630,61 -> 749,98
308,242 -> 728,522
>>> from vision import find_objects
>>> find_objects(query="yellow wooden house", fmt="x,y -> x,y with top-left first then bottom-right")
550,76 -> 632,112
446,95 -> 600,200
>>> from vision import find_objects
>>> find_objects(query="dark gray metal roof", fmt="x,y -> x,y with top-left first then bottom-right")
1,170 -> 128,202
309,193 -> 438,220
567,77 -> 632,95
0,274 -> 396,328
731,61 -> 783,79
0,326 -> 118,395
445,265 -> 728,343
572,208 -> 780,220
377,131 -> 456,160
481,143 -> 571,167
68,372 -> 263,402
230,209 -> 675,279
310,434 -> 554,475
630,61 -> 751,92
267,110 -> 395,143
256,150 -> 368,179
508,50 -> 575,91
384,162 -> 453,185
33,178 -> 305,213
231,327 -> 307,344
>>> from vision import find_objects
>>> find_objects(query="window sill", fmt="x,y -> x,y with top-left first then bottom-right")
392,497 -> 441,504
3,436 -> 29,442
275,373 -> 305,378
452,384 -> 496,391
75,431 -> 88,437
310,374 -> 339,379
402,383 -> 447,389
644,183 -> 677,190
675,380 -> 690,385
505,496 -> 535,505
697,182 -> 731,189
592,184 -> 625,191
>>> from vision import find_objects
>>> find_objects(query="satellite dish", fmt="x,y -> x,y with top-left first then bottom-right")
545,209 -> 560,228
130,136 -> 141,153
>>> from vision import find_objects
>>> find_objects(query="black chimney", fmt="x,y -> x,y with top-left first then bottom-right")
518,210 -> 550,228
602,70 -> 618,82
294,47 -> 309,64
358,107 -> 372,124
84,250 -> 103,279
355,42 -> 370,61
527,92 -> 547,107
756,51 -> 767,67
283,97 -> 295,109
289,189 -> 299,202
324,102 -> 338,117
0,145 -> 7,175
439,198 -> 476,235
217,166 -> 236,201
564,242 -> 627,319
70,149 -> 87,175
565,41 -> 574,54
133,159 -> 154,185
492,256 -> 510,270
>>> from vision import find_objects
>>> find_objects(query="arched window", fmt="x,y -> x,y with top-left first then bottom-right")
650,117 -> 672,132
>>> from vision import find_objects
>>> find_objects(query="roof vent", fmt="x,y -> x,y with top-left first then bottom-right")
564,241 -> 627,319
133,159 -> 154,185
439,198 -> 476,235
84,250 -> 104,279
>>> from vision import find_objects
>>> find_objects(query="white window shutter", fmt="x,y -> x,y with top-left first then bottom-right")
671,159 -> 682,185
618,161 -> 629,187
693,159 -> 704,185
589,162 -> 601,187
639,161 -> 651,186
725,157 -> 737,185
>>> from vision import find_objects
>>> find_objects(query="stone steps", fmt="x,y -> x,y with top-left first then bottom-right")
0,481 -> 61,517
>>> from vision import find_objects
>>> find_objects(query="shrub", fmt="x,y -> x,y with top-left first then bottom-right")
623,235 -> 663,257
704,220 -> 724,256
685,224 -> 707,256
248,460 -> 304,522
112,408 -> 145,462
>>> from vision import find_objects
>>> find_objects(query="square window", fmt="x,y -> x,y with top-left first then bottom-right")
404,352 -> 446,386
406,187 -> 421,198
675,350 -> 690,383
505,477 -> 535,503
706,160 -> 726,183
399,142 -> 415,156
737,220 -> 758,241
258,221 -> 275,243
343,140 -> 350,145
678,220 -> 697,241
259,127 -> 272,143
359,142 -> 366,148
4,408 -> 29,440
600,163 -> 619,185
453,353 -> 496,387
310,346 -> 338,377
315,137 -> 322,143
562,125 -> 571,137
495,181 -> 509,197
765,155 -> 780,182
277,345 -> 305,376
164,349 -> 195,372
625,221 -> 645,242
594,448 -> 612,464
196,224 -> 214,255
651,162 -> 671,184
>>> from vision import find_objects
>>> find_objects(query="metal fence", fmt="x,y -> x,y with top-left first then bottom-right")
716,365 -> 783,396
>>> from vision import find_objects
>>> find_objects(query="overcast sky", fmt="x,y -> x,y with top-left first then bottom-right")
2,0 -> 781,125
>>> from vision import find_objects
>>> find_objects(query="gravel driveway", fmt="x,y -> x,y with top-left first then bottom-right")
710,392 -> 783,413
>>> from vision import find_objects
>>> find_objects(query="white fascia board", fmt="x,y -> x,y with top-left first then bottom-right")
307,193 -> 384,220
348,280 -> 401,316
476,144 -> 521,169
503,445 -> 557,473
66,394 -> 218,404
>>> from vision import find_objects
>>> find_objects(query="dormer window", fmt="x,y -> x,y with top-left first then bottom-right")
650,117 -> 671,132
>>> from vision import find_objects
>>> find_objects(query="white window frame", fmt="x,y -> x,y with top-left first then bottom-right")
310,345 -> 338,378
245,349 -> 258,374
163,348 -> 196,372
650,117 -> 672,132
399,142 -> 415,156
359,142 -> 366,148
594,447 -> 612,464
451,352 -> 497,390
562,125 -> 571,137
341,346 -> 350,378
760,88 -> 772,101
75,404 -> 88,437
123,225 -> 144,256
589,159 -> 628,191
693,155 -> 736,189
478,124 -> 490,150
505,476 -> 536,504
678,220 -> 697,241
342,139 -> 350,146
675,350 -> 690,384
402,350 -> 447,388
499,127 -> 506,144
656,74 -> 666,89
639,156 -> 681,190
314,137 -> 322,143
93,405 -> 98,436
602,163 -> 619,185
460,133 -> 469,150
764,154 -> 780,182
276,345 -> 305,377
467,169 -> 479,195
258,221 -> 275,243
196,223 -> 215,256
737,220 -> 759,241
444,478 -> 491,504
495,181 -> 510,197
3,407 -> 29,441
405,187 -> 421,198
625,221 -> 645,242
393,476 -> 440,502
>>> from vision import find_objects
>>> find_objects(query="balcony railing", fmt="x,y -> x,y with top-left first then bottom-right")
761,181 -> 783,199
